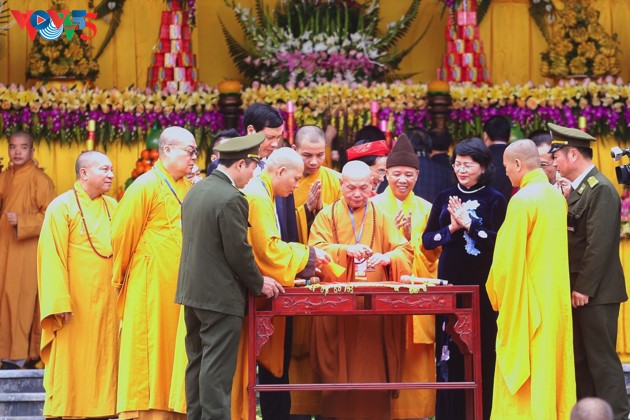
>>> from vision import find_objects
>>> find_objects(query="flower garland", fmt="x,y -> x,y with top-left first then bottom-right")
3,79 -> 630,148
0,84 -> 221,149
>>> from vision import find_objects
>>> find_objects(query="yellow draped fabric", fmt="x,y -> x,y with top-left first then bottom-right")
37,182 -> 118,418
290,166 -> 341,415
293,166 -> 342,244
486,169 -> 575,419
228,171 -> 312,420
0,161 -> 55,361
372,186 -> 438,419
111,160 -> 191,417
308,198 -> 413,419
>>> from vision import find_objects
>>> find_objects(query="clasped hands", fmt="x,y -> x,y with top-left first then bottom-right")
347,244 -> 390,267
306,180 -> 323,213
447,196 -> 472,232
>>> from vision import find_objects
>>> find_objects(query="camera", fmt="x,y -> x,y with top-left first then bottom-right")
611,146 -> 630,185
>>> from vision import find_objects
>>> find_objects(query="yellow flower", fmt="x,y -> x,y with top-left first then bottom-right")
569,57 -> 587,75
569,27 -> 589,44
608,57 -> 621,75
578,42 -> 596,59
67,42 -> 83,60
592,55 -> 609,75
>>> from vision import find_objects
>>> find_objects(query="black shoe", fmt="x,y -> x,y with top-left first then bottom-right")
24,358 -> 41,369
0,361 -> 20,370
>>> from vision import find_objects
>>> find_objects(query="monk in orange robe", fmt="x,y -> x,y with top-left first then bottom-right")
0,131 -> 55,369
112,127 -> 196,420
37,151 -> 118,418
308,160 -> 414,420
290,125 -> 342,416
372,134 -> 440,419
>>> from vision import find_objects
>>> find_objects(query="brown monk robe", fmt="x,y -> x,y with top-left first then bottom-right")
308,161 -> 414,420
0,132 -> 55,367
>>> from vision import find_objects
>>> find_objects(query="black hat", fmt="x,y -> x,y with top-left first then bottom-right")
548,123 -> 596,154
214,133 -> 265,160
386,133 -> 419,170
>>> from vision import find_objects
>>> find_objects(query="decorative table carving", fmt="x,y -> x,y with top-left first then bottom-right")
247,284 -> 482,419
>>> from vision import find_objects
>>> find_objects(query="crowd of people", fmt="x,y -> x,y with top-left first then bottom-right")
0,104 -> 627,420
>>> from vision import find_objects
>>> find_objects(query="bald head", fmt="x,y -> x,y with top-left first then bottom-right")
75,151 -> 109,177
505,139 -> 540,170
265,147 -> 304,172
342,160 -> 372,182
158,126 -> 196,153
571,398 -> 613,420
265,147 -> 304,197
341,161 -> 372,210
295,125 -> 326,148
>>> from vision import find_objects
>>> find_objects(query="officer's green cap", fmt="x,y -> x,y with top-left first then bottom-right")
214,132 -> 264,160
548,122 -> 596,154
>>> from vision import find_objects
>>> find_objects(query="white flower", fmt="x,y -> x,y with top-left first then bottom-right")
350,33 -> 362,43
314,42 -> 327,52
302,41 -> 314,54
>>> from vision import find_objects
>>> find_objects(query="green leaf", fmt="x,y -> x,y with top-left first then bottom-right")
477,0 -> 491,25
375,0 -> 421,51
218,16 -> 258,81
93,0 -> 126,60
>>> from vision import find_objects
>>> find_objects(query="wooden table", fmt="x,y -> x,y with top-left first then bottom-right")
247,283 -> 482,419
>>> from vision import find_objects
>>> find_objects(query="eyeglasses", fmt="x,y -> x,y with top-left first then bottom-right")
452,162 -> 480,172
371,168 -> 387,178
540,161 -> 552,168
169,145 -> 199,158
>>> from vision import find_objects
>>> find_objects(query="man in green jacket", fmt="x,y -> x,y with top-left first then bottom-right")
550,123 -> 629,420
175,132 -> 284,419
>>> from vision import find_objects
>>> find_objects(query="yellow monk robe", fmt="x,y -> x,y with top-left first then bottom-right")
168,307 -> 187,414
0,161 -> 55,361
37,182 -> 118,417
308,198 -> 414,420
227,171 -> 312,420
372,186 -> 440,419
486,169 -> 575,419
112,160 -> 191,419
290,165 -> 341,415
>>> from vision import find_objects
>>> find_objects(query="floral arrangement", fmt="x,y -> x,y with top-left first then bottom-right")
0,84 -> 221,149
622,187 -> 630,240
540,0 -> 620,78
220,0 -> 425,85
242,77 -> 630,141
26,29 -> 100,82
3,79 -> 630,148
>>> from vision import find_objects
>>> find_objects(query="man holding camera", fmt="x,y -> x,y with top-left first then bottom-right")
550,123 -> 629,420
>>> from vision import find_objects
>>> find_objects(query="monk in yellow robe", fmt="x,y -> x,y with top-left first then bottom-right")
0,131 -> 55,369
372,133 -> 440,420
486,140 -> 575,419
37,151 -> 118,417
112,127 -> 196,420
289,125 -> 342,416
229,148 -> 330,420
309,160 -> 414,420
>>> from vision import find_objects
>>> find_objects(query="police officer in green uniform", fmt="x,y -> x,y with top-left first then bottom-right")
549,123 -> 629,420
176,133 -> 285,419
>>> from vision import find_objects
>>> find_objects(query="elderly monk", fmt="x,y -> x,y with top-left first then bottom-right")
230,148 -> 330,420
372,134 -> 439,420
0,131 -> 55,369
486,140 -> 575,419
112,126 -> 197,420
37,151 -> 118,417
308,160 -> 414,420
289,125 -> 342,416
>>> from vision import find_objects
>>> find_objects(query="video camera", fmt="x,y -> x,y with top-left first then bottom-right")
611,146 -> 630,185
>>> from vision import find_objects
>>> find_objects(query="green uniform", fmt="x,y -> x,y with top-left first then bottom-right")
175,134 -> 265,419
567,167 -> 628,420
